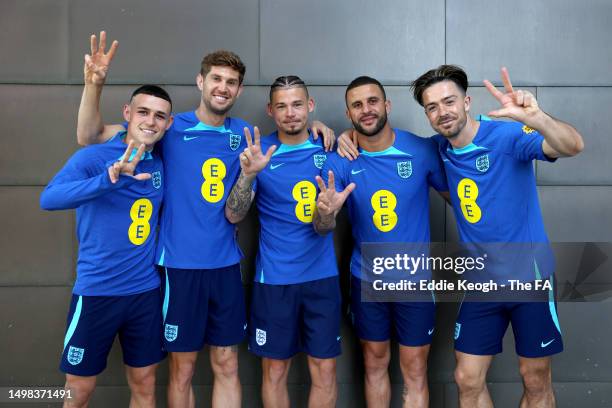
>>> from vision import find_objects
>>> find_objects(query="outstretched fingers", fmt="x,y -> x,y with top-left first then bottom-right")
253,126 -> 261,147
483,79 -> 505,103
326,170 -> 336,192
315,175 -> 327,194
342,182 -> 356,198
120,141 -> 135,165
264,144 -> 277,160
500,67 -> 514,94
244,127 -> 253,149
130,144 -> 147,168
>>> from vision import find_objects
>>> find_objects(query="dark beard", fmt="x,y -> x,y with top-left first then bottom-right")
204,98 -> 233,116
353,112 -> 387,137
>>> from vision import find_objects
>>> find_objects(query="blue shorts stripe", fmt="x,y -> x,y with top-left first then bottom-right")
548,280 -> 561,334
158,247 -> 165,266
162,268 -> 170,323
63,295 -> 83,351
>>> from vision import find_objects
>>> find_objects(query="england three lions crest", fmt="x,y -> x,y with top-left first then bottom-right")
255,328 -> 267,346
165,324 -> 178,342
67,346 -> 84,365
314,154 -> 327,169
229,133 -> 242,151
454,323 -> 462,340
152,171 -> 162,189
475,154 -> 490,172
397,161 -> 412,178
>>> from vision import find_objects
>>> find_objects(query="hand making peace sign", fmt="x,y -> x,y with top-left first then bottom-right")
108,141 -> 151,184
315,171 -> 356,217
484,67 -> 541,124
239,127 -> 277,177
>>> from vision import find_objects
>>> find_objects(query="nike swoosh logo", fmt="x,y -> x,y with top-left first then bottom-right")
428,328 -> 435,335
351,169 -> 366,175
541,339 -> 555,348
270,163 -> 285,170
442,159 -> 450,162
183,136 -> 199,141
243,324 -> 248,330
336,336 -> 342,341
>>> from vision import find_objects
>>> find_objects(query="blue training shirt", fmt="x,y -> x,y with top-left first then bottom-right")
323,129 -> 448,279
154,111 -> 252,269
434,119 -> 553,243
40,132 -> 163,296
433,119 -> 556,280
253,131 -> 338,284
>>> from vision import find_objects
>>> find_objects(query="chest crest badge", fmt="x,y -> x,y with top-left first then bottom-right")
313,154 -> 327,169
475,154 -> 490,172
397,161 -> 412,178
229,133 -> 241,151
152,171 -> 162,189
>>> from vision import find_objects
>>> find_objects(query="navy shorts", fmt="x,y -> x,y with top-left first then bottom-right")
455,297 -> 563,358
161,264 -> 247,351
351,276 -> 436,346
60,288 -> 166,376
249,276 -> 342,359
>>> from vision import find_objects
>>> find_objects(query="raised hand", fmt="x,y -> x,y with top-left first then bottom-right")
108,141 -> 151,183
311,120 -> 336,152
336,129 -> 359,161
84,31 -> 118,85
484,67 -> 541,124
239,127 -> 277,177
315,170 -> 356,216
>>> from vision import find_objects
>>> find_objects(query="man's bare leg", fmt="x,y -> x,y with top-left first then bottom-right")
168,351 -> 197,408
125,364 -> 157,407
261,357 -> 291,408
398,344 -> 430,408
518,356 -> 555,408
64,374 -> 96,408
362,340 -> 391,408
307,356 -> 337,408
210,345 -> 241,408
454,351 -> 493,408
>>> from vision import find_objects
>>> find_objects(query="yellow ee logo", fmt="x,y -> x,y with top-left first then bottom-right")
128,198 -> 153,245
457,178 -> 482,223
371,190 -> 398,232
292,181 -> 316,223
522,125 -> 535,135
201,158 -> 226,203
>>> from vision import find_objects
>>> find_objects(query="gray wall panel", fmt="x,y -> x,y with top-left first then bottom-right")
0,86 -> 80,185
550,302 -> 612,382
0,0 -> 68,83
447,0 -> 612,86
260,0 -> 445,85
0,187 -> 74,286
0,287 -> 71,385
537,87 -> 612,185
539,186 -> 612,242
68,0 -> 259,85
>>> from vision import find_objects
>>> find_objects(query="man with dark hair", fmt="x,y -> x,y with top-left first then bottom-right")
41,76 -> 173,407
75,32 -> 335,408
409,65 -> 583,408
316,76 -> 449,407
224,75 -> 351,408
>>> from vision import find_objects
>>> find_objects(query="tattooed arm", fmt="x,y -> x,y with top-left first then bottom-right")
225,171 -> 256,224
225,126 -> 276,224
313,170 -> 355,235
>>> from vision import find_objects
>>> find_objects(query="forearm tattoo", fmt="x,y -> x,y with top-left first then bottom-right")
226,172 -> 254,222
